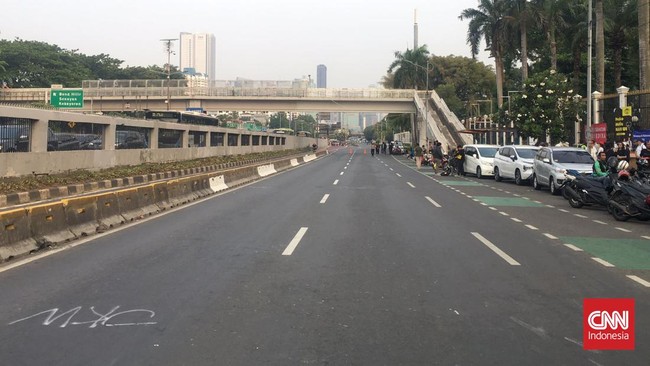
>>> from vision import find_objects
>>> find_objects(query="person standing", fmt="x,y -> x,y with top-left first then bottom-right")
432,142 -> 444,174
635,140 -> 646,157
616,142 -> 630,162
414,143 -> 423,170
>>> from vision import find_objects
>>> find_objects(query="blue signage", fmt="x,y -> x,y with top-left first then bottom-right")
633,129 -> 650,141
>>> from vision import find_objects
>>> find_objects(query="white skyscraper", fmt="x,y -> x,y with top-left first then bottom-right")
179,32 -> 216,80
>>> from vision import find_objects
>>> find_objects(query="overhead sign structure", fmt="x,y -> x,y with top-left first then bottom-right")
51,89 -> 84,109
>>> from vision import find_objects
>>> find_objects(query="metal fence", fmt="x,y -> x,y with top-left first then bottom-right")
597,90 -> 650,142
0,117 -> 33,153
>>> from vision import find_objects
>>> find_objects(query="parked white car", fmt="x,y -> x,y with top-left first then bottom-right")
532,146 -> 595,195
463,144 -> 499,178
493,145 -> 539,185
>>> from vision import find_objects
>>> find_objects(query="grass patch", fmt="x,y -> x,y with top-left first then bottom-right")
0,148 -> 311,195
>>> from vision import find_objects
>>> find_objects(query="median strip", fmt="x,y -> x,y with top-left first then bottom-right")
282,227 -> 309,256
471,232 -> 521,266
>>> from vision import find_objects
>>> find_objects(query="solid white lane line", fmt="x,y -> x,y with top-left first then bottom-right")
471,232 -> 521,266
425,196 -> 442,208
564,244 -> 583,251
559,209 -> 569,213
407,182 -> 415,188
592,257 -> 615,267
627,275 -> 650,287
320,194 -> 330,204
574,214 -> 588,218
525,224 -> 539,230
282,227 -> 309,256
543,233 -> 558,239
396,173 -> 402,177
616,227 -> 632,233
499,212 -> 509,216
333,180 -> 339,185
592,220 -> 608,225
511,218 -> 522,223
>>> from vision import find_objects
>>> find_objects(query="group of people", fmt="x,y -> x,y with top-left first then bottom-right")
587,139 -> 650,163
411,140 -> 463,175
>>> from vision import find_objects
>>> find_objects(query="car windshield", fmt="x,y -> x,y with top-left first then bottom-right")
515,148 -> 538,159
553,150 -> 593,164
478,147 -> 498,158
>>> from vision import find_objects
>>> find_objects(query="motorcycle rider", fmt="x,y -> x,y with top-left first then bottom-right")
592,151 -> 609,177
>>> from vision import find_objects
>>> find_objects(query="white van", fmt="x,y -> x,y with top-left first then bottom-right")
463,144 -> 499,178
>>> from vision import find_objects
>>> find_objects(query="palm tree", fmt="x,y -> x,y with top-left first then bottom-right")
640,0 -> 650,90
387,45 -> 430,90
505,0 -> 532,80
596,0 -> 606,93
460,0 -> 510,108
534,0 -> 569,71
606,0 -> 637,88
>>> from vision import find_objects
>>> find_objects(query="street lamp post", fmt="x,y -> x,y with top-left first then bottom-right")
161,38 -> 178,111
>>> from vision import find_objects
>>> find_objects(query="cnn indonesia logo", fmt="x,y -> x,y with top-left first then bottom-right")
583,298 -> 635,350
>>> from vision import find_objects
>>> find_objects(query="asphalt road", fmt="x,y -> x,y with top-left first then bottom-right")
0,146 -> 648,365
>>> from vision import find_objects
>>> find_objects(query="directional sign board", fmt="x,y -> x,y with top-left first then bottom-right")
51,89 -> 84,109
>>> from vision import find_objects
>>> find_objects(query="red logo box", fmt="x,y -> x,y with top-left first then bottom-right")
583,298 -> 635,350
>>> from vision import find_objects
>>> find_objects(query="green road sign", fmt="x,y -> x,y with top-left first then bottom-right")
51,89 -> 84,108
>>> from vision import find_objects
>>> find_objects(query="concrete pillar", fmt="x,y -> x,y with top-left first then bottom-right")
150,127 -> 159,149
103,124 -> 116,150
182,129 -> 189,148
592,91 -> 602,126
205,130 -> 211,147
617,85 -> 629,109
30,119 -> 49,153
410,113 -> 416,145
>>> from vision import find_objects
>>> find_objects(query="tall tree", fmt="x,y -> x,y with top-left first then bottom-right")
387,46 -> 430,89
596,0 -> 606,92
534,0 -> 568,71
460,0 -> 510,108
506,0 -> 532,80
640,0 -> 650,89
606,0 -> 638,88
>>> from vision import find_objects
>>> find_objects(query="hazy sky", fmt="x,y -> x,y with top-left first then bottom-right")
2,0 -> 492,88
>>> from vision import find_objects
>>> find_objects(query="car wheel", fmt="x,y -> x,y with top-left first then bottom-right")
514,169 -> 523,185
494,167 -> 502,182
533,174 -> 541,190
476,167 -> 483,179
550,177 -> 560,195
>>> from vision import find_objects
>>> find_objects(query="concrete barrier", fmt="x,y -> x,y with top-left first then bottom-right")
95,192 -> 126,229
209,175 -> 228,192
117,189 -> 149,222
0,208 -> 37,261
29,202 -> 76,246
137,185 -> 161,217
303,154 -> 317,162
290,158 -> 299,167
257,164 -> 277,177
152,182 -> 171,210
63,196 -> 100,237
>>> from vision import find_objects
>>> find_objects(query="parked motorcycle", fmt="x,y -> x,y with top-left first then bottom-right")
561,170 -> 616,209
608,172 -> 650,221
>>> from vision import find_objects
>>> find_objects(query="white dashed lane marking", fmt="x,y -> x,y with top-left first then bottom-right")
320,194 -> 330,204
425,196 -> 442,208
616,227 -> 632,233
407,182 -> 415,188
627,275 -> 650,287
564,244 -> 583,252
592,257 -> 615,267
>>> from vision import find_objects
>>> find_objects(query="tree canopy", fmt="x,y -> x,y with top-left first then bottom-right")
0,39 -> 183,88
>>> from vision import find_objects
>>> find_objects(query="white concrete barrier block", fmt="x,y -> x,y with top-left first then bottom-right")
290,158 -> 299,167
304,154 -> 316,162
257,164 -> 276,177
209,175 -> 229,192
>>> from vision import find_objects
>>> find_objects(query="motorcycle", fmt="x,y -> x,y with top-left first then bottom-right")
608,173 -> 650,222
561,170 -> 616,209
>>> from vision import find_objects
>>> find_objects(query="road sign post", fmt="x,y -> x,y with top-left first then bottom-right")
51,89 -> 84,109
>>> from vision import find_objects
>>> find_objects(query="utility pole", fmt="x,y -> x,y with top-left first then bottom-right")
161,38 -> 178,111
586,0 -> 593,132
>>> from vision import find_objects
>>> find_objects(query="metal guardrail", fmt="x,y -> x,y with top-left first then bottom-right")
1,84 -> 416,101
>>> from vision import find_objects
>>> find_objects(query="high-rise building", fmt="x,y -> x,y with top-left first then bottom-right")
317,64 -> 327,88
179,32 -> 216,80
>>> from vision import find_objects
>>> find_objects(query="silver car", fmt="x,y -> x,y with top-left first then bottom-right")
532,147 -> 594,195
